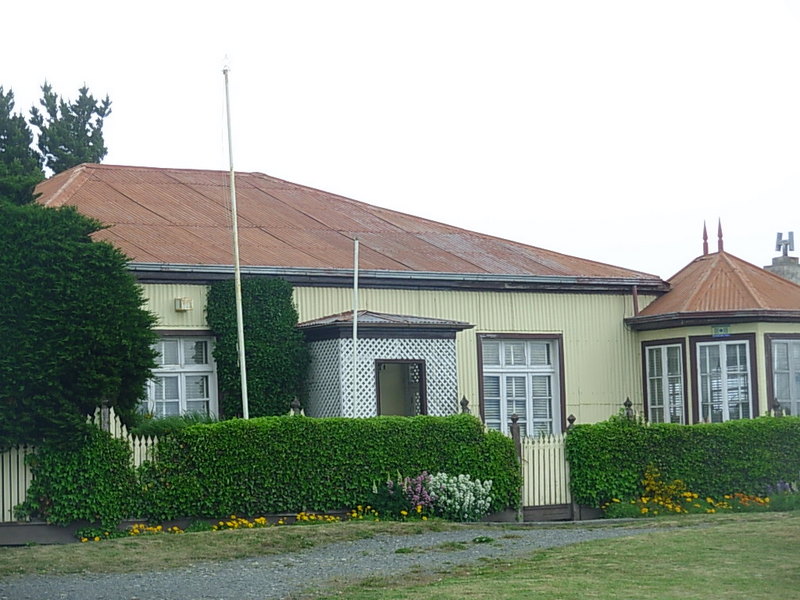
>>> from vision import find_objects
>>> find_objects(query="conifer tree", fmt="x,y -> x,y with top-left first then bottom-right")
0,87 -> 44,205
29,83 -> 112,174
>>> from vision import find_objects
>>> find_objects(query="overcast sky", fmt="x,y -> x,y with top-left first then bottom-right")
5,1 -> 800,279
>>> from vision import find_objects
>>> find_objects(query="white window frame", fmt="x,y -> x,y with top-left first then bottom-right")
145,336 -> 218,417
696,340 -> 752,423
770,338 -> 800,416
645,343 -> 685,424
481,337 -> 562,436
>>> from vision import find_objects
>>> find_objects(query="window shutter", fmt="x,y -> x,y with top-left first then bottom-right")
505,342 -> 525,366
482,342 -> 500,366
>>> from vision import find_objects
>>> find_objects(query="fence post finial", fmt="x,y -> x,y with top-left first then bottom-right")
460,396 -> 470,414
623,397 -> 634,420
290,398 -> 302,416
566,414 -> 576,431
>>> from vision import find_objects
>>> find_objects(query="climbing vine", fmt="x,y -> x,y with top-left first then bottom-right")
206,278 -> 310,417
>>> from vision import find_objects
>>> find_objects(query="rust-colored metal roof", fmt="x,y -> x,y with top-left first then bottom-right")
298,310 -> 474,341
36,164 -> 661,281
299,310 -> 472,329
628,250 -> 800,329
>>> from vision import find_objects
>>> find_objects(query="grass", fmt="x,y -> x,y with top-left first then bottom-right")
1,512 -> 797,600
302,512 -> 800,600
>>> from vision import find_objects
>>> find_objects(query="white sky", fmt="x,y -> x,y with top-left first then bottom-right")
4,0 -> 800,279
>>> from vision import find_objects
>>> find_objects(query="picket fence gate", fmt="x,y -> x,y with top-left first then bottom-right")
519,433 -> 571,507
0,407 -> 158,523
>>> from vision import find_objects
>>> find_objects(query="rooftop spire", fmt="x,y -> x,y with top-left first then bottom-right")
702,222 -> 708,255
717,219 -> 724,253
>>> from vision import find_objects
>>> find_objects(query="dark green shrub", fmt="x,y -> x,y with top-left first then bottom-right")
0,201 -> 157,446
17,429 -> 138,529
206,278 -> 310,418
567,415 -> 800,507
140,414 -> 520,520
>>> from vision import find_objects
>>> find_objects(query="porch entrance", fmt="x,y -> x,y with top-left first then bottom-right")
376,360 -> 427,416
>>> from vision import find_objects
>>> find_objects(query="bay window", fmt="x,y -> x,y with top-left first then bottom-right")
644,342 -> 685,424
769,337 -> 800,416
693,337 -> 754,423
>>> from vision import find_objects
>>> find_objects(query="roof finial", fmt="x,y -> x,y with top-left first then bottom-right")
717,219 -> 724,253
702,221 -> 708,255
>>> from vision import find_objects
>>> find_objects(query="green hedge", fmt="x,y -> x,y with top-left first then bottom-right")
17,429 -> 138,528
566,415 -> 800,507
140,414 -> 520,520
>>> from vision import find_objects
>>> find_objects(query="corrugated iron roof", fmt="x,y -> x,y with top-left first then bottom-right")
36,164 -> 662,281
627,250 -> 800,328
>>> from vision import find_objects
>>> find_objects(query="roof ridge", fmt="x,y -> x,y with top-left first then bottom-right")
720,252 -> 769,308
680,254 -> 717,311
41,164 -> 88,207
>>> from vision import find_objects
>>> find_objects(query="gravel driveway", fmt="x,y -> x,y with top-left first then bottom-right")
0,524 -> 662,600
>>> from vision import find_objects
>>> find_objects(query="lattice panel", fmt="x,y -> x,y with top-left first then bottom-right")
305,339 -> 343,417
338,337 -> 459,418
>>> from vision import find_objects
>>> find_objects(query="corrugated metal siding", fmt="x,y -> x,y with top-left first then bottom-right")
142,284 -> 209,330
293,286 -> 643,426
140,283 -> 647,424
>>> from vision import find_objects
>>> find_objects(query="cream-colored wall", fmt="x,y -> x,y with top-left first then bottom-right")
141,282 -> 648,426
142,284 -> 210,330
638,322 -> 800,420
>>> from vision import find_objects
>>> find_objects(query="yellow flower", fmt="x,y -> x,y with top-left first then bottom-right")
640,507 -> 648,514
422,516 -> 428,521
93,536 -> 101,542
400,510 -> 408,516
80,537 -> 88,543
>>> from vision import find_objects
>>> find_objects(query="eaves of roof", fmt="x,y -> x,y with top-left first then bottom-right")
128,262 -> 669,294
625,309 -> 800,331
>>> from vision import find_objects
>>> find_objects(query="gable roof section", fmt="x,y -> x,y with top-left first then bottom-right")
627,250 -> 800,329
36,164 -> 666,292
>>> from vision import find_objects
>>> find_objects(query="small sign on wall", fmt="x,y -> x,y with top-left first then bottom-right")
711,325 -> 730,338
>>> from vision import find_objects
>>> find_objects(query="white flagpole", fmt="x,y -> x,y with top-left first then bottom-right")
352,237 -> 359,410
223,63 -> 249,419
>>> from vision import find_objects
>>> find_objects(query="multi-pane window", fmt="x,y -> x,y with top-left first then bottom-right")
481,338 -> 560,436
771,339 -> 800,416
697,341 -> 751,422
645,344 -> 684,423
145,337 -> 216,417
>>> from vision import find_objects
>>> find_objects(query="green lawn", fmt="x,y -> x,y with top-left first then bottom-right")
306,512 -> 800,600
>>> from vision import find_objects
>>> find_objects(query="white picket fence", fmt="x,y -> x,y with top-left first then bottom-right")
87,406 -> 159,468
0,408 -> 158,523
519,433 -> 571,507
0,446 -> 35,523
